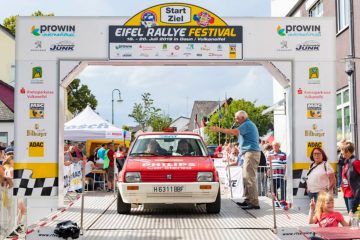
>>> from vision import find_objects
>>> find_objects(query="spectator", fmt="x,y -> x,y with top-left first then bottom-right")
306,148 -> 336,202
257,147 -> 267,197
211,110 -> 261,210
115,146 -> 126,173
64,143 -> 73,166
340,141 -> 360,213
267,141 -> 287,202
3,150 -> 14,179
308,191 -> 348,227
228,147 -> 240,166
0,144 -> 5,165
336,139 -> 346,190
96,144 -> 107,165
106,144 -> 115,192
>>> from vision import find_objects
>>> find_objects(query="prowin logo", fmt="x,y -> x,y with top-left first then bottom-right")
277,25 -> 321,37
31,25 -> 75,37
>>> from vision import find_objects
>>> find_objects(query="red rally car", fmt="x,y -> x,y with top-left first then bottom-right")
117,130 -> 221,214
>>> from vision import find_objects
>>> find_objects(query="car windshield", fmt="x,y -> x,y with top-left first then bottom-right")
129,135 -> 208,157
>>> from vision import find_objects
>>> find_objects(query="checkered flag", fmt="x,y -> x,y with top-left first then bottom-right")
13,169 -> 58,196
292,169 -> 308,196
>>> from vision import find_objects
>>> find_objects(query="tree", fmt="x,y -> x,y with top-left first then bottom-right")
128,93 -> 161,131
3,11 -> 54,35
67,79 -> 97,115
150,113 -> 172,131
205,99 -> 273,144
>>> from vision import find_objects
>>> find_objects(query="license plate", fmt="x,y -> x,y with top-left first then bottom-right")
153,185 -> 184,193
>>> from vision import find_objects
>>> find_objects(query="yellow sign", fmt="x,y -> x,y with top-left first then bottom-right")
29,103 -> 44,119
306,141 -> 322,157
125,3 -> 227,27
229,44 -> 236,59
28,141 -> 44,157
307,103 -> 321,119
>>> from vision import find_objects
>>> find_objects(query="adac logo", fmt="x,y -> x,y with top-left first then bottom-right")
193,11 -> 214,27
32,67 -> 42,79
277,25 -> 286,36
31,26 -> 40,36
141,11 -> 157,28
28,141 -> 44,157
306,141 -> 322,157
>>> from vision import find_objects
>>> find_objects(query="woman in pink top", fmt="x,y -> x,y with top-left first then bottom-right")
308,191 -> 348,227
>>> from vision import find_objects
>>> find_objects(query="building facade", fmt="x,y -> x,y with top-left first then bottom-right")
272,0 -> 360,150
0,25 -> 15,86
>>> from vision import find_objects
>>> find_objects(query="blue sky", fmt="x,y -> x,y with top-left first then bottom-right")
1,0 -> 273,127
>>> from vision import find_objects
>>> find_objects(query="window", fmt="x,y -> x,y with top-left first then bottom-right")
0,132 -> 8,146
336,0 -> 350,32
336,87 -> 351,141
309,0 -> 323,17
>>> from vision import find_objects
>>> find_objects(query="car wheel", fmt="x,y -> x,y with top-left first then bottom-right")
206,188 -> 221,214
117,191 -> 131,214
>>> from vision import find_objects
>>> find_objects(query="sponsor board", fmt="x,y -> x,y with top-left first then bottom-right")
307,103 -> 322,119
30,40 -> 46,52
27,123 -> 47,137
28,141 -> 45,157
31,25 -> 75,37
277,24 -> 321,37
31,66 -> 43,84
229,44 -> 236,59
20,87 -> 55,99
308,67 -> 319,84
297,88 -> 331,99
29,103 -> 44,119
304,124 -> 325,137
295,41 -> 320,51
49,41 -> 75,51
306,141 -> 323,157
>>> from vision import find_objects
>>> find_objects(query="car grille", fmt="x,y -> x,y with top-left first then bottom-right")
141,171 -> 197,182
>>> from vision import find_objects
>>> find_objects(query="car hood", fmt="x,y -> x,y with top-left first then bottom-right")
125,156 -> 214,172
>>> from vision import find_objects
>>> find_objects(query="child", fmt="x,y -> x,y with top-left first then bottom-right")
308,191 -> 348,227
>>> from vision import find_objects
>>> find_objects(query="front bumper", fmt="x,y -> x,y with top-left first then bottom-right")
118,182 -> 220,204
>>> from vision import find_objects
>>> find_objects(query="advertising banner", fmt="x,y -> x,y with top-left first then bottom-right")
63,162 -> 82,194
109,3 -> 243,60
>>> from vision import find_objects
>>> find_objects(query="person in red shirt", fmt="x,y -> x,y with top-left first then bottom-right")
340,141 -> 360,213
107,143 -> 115,192
308,191 -> 348,227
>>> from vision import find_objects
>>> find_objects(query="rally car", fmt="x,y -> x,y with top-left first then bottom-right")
117,130 -> 220,214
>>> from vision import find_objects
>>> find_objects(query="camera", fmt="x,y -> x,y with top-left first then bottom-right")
345,59 -> 354,76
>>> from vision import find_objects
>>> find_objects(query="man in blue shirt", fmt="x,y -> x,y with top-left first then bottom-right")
211,110 -> 261,209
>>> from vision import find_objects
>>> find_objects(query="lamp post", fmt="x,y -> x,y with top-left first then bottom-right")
112,89 -> 123,195
112,89 -> 123,125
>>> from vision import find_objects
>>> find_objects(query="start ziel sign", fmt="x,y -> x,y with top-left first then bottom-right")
108,3 -> 243,60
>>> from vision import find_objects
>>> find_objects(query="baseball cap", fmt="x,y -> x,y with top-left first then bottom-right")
4,146 -> 14,155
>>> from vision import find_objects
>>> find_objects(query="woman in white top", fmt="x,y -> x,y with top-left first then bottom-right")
306,147 -> 336,202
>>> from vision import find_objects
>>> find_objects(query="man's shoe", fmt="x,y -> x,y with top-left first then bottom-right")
236,201 -> 249,207
241,203 -> 260,210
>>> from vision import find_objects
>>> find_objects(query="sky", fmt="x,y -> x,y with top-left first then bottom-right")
1,0 -> 273,127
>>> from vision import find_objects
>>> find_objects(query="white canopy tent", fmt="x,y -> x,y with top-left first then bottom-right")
64,106 -> 131,141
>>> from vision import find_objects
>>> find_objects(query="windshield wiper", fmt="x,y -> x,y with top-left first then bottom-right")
130,152 -> 160,156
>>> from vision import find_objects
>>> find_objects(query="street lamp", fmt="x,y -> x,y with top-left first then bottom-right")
111,89 -> 123,195
112,89 -> 123,125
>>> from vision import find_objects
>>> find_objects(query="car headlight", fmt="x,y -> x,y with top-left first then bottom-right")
197,172 -> 213,182
125,172 -> 141,183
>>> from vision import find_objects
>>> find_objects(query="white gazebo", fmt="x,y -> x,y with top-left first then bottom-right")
64,106 -> 131,141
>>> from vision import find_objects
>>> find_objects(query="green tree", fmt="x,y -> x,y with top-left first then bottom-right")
3,11 -> 54,35
205,99 -> 273,144
67,79 -> 97,115
150,113 -> 172,131
128,93 -> 161,131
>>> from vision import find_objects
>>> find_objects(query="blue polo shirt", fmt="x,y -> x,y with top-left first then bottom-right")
238,119 -> 260,153
97,147 -> 106,159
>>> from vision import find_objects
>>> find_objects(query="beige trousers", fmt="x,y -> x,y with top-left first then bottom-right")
243,151 -> 261,206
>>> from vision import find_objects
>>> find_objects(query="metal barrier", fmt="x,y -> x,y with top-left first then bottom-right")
257,165 -> 287,202
0,186 -> 17,239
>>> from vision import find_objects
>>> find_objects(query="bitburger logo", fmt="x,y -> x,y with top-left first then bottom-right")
27,123 -> 47,137
304,123 -> 325,137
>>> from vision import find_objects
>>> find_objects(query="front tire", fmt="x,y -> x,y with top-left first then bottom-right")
117,191 -> 131,214
206,188 -> 221,214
